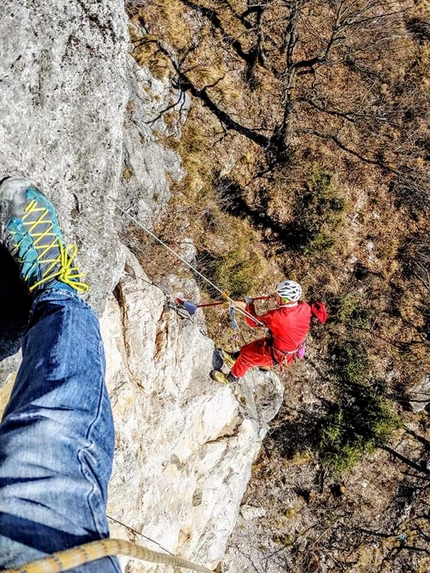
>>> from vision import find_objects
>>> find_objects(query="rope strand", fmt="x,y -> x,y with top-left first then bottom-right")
115,205 -> 265,326
3,538 -> 212,573
116,205 -> 223,296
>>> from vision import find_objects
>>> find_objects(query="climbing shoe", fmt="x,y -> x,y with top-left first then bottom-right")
0,176 -> 89,294
210,369 -> 239,385
218,348 -> 237,370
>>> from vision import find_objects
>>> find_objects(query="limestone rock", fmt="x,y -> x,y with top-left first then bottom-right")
118,56 -> 186,228
240,505 -> 267,520
0,0 -> 129,316
409,374 -> 430,413
102,250 -> 284,571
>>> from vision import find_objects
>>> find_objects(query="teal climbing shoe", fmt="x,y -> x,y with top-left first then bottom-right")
0,176 -> 89,294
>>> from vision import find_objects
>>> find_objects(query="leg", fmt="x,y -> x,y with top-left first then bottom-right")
230,338 -> 274,378
0,288 -> 120,572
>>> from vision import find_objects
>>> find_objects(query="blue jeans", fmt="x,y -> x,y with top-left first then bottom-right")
0,289 -> 120,572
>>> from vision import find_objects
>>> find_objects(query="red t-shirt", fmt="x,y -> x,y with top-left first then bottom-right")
245,301 -> 312,352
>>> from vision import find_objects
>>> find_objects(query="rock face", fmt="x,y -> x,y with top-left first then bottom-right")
102,250 -> 284,571
409,374 -> 430,413
0,0 -> 128,316
119,56 -> 186,227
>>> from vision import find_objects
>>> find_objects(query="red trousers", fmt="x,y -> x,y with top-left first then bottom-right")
231,337 -> 297,378
230,338 -> 289,378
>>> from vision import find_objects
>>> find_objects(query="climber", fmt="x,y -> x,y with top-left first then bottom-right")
211,280 -> 327,385
0,176 -> 120,572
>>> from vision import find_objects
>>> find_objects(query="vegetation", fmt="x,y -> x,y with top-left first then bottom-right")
335,292 -> 373,331
319,380 -> 401,476
124,0 -> 430,570
295,165 -> 345,255
211,243 -> 264,299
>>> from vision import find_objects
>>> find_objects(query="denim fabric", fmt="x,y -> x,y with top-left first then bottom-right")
0,289 -> 120,572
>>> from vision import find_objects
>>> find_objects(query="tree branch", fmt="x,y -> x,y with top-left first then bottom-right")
300,128 -> 399,173
304,98 -> 397,127
380,445 -> 430,475
179,0 -> 259,66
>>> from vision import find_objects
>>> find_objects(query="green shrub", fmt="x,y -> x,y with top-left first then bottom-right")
212,247 -> 263,299
318,332 -> 400,476
331,339 -> 370,386
299,165 -> 345,256
319,382 -> 400,476
336,293 -> 373,330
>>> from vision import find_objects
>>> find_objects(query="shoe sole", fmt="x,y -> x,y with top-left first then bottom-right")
210,369 -> 230,385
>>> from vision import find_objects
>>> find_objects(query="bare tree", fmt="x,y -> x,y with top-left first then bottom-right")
130,0 -> 428,201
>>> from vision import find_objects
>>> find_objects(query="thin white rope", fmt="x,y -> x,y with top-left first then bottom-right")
115,205 -> 265,326
107,514 -> 174,556
116,205 -> 224,295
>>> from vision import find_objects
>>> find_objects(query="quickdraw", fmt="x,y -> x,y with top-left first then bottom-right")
229,302 -> 239,348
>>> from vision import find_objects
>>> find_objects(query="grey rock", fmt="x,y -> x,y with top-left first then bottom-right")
0,0 -> 129,319
240,505 -> 267,520
409,373 -> 430,412
118,57 -> 186,228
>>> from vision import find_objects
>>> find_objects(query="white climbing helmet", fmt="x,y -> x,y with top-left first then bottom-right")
276,280 -> 302,302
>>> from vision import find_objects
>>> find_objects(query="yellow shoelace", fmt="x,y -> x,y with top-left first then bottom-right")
17,199 -> 89,293
30,242 -> 89,293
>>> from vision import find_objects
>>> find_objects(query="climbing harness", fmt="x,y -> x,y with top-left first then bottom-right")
268,341 -> 306,371
3,538 -> 212,573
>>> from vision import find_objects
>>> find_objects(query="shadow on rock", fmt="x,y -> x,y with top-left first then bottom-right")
212,348 -> 224,370
0,245 -> 31,361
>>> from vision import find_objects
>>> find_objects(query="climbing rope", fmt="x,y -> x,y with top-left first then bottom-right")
116,205 -> 224,296
3,538 -> 212,573
115,205 -> 265,327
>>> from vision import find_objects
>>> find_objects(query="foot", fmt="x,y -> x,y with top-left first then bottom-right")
210,369 -> 239,385
218,348 -> 237,369
0,176 -> 89,294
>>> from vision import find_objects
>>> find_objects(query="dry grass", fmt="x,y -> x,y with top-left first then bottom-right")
122,3 -> 430,569
131,0 -> 430,421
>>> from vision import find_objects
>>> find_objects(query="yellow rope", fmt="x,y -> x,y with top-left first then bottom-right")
3,538 -> 213,573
